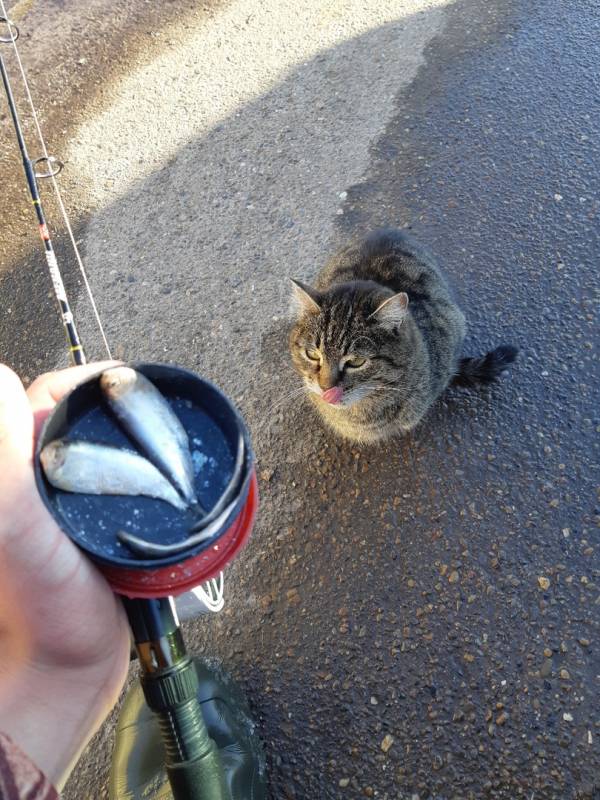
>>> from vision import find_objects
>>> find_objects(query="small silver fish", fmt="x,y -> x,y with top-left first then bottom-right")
40,439 -> 188,510
99,367 -> 197,506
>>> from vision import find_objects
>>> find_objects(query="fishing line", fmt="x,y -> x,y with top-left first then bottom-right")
0,3 -> 112,360
191,573 -> 225,613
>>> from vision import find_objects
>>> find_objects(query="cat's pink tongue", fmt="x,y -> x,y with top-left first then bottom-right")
322,386 -> 343,405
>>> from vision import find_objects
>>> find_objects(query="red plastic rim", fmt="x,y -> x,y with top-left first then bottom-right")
99,471 -> 258,598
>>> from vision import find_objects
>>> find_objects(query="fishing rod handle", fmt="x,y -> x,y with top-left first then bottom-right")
124,597 -> 231,800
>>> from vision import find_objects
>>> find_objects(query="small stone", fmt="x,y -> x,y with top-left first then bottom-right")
464,653 -> 475,663
554,193 -> 563,201
370,696 -> 378,705
543,648 -> 553,658
540,659 -> 553,678
260,468 -> 274,482
549,499 -> 560,508
563,712 -> 574,722
339,778 -> 350,788
560,669 -> 571,680
286,589 -> 301,606
496,712 -> 508,726
363,788 -> 374,798
579,638 -> 591,647
448,570 -> 460,583
538,576 -> 551,590
381,734 -> 394,753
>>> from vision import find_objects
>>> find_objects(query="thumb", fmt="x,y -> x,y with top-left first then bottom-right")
26,360 -> 121,439
0,365 -> 35,487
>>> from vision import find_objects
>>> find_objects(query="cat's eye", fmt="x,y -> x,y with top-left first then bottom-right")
345,356 -> 367,369
305,347 -> 321,362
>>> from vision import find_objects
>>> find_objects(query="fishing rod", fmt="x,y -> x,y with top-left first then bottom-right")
0,19 -> 86,365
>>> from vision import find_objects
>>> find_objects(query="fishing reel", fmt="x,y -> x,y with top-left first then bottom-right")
34,363 -> 266,800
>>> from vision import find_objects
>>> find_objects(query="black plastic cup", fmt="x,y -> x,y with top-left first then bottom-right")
34,363 -> 258,598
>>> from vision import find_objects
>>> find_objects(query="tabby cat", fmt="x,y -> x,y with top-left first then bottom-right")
289,229 -> 517,443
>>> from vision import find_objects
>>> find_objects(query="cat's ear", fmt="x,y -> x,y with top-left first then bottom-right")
290,279 -> 321,316
369,292 -> 409,328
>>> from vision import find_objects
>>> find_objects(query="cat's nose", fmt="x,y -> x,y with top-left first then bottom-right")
318,365 -> 340,392
322,386 -> 343,404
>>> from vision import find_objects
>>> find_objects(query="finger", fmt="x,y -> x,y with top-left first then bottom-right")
27,360 -> 122,438
27,360 -> 122,406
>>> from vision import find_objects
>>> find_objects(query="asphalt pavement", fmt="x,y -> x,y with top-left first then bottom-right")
0,0 -> 599,798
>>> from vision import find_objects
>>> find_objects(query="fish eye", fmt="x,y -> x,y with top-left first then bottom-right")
305,347 -> 321,362
345,356 -> 367,369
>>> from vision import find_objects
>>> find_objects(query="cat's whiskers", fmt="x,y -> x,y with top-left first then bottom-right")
340,387 -> 372,405
373,386 -> 427,401
355,383 -> 412,396
371,386 -> 411,394
303,379 -> 321,395
354,381 -> 429,405
255,385 -> 310,432
339,383 -> 405,407
270,385 -> 310,410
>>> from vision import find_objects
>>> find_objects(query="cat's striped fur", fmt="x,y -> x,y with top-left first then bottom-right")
289,229 -> 517,443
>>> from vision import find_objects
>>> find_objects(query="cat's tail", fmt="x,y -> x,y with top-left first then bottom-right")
452,345 -> 519,388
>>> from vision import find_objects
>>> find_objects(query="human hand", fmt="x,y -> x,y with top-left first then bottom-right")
0,362 -> 131,789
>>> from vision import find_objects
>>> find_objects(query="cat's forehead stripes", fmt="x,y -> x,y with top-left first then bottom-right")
320,294 -> 352,350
